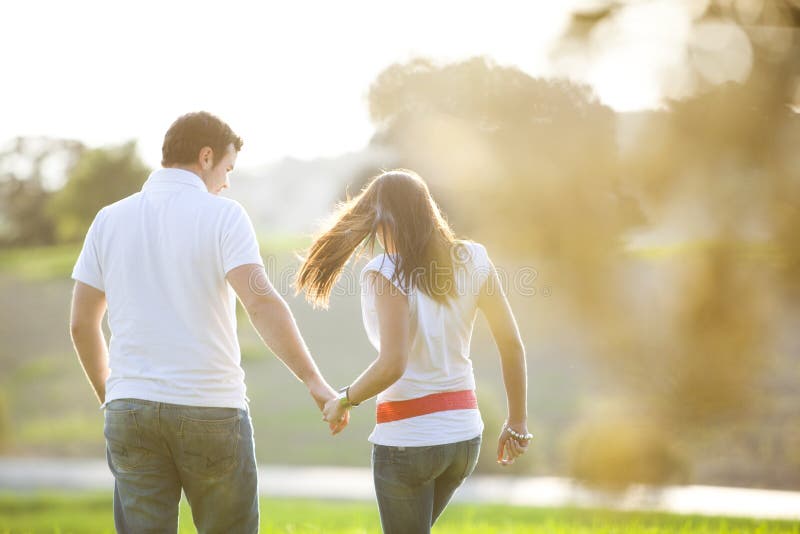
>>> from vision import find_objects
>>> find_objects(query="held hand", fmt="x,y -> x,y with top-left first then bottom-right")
307,376 -> 337,411
322,396 -> 350,435
497,421 -> 531,466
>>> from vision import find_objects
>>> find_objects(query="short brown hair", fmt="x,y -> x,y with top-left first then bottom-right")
161,111 -> 243,167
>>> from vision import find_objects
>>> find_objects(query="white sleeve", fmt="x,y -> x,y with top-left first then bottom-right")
360,255 -> 405,351
466,241 -> 493,293
221,203 -> 264,275
71,210 -> 105,292
360,255 -> 407,294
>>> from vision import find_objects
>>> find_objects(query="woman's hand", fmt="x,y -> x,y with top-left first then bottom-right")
497,421 -> 531,466
322,396 -> 350,435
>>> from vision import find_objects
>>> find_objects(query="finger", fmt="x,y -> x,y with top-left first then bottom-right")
498,437 -> 516,465
501,443 -> 515,465
331,417 -> 347,435
504,440 -> 514,460
496,436 -> 508,462
331,411 -> 350,434
506,440 -> 520,460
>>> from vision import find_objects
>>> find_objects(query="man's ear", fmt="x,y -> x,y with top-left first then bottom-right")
198,146 -> 214,170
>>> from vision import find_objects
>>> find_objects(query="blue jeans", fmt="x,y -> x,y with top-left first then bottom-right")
372,436 -> 481,534
104,398 -> 259,534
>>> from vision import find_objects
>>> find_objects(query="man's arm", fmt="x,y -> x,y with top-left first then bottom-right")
226,263 -> 339,413
70,281 -> 109,405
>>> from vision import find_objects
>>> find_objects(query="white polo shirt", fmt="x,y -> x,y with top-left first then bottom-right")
72,168 -> 263,409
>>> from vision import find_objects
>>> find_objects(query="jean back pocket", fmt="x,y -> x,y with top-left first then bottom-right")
177,413 -> 242,480
104,409 -> 150,473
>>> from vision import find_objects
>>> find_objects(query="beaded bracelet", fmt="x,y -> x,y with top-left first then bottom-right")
505,426 -> 533,441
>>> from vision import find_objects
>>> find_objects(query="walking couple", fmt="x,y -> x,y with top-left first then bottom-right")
69,111 -> 530,533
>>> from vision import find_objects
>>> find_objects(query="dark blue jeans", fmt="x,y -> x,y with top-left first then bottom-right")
372,436 -> 481,534
104,398 -> 259,534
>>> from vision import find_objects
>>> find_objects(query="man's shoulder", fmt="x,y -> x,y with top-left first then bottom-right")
211,194 -> 246,211
100,190 -> 251,229
91,192 -> 142,223
204,196 -> 252,226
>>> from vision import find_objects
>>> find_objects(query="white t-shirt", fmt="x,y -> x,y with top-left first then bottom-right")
361,241 -> 492,446
71,168 -> 263,409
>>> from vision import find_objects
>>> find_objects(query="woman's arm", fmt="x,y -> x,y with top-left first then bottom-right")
322,273 -> 409,428
477,262 -> 530,465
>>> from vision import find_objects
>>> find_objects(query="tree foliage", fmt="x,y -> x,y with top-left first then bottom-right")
0,137 -> 84,246
47,141 -> 150,243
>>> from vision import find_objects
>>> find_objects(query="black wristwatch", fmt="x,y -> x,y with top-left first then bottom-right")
338,386 -> 360,407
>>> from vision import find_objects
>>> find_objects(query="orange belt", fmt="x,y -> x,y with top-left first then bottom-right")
376,390 -> 478,424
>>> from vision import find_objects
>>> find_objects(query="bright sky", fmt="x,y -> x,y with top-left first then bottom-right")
2,0 -> 702,169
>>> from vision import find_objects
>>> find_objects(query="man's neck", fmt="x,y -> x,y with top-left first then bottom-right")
167,164 -> 202,176
166,165 -> 210,190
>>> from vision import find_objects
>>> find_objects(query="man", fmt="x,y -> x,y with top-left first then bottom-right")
69,111 -> 346,533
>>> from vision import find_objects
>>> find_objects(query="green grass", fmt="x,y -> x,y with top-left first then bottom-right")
0,494 -> 797,534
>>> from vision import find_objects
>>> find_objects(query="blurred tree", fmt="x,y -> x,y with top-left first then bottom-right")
48,141 -> 150,242
551,0 -> 800,488
0,137 -> 84,247
565,412 -> 689,489
368,57 -> 638,255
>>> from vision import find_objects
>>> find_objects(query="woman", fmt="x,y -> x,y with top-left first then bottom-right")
296,169 -> 530,533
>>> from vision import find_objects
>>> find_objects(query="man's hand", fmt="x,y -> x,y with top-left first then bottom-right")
306,377 -> 349,433
322,395 -> 350,436
307,376 -> 337,411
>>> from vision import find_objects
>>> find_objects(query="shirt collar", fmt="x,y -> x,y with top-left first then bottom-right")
142,168 -> 208,192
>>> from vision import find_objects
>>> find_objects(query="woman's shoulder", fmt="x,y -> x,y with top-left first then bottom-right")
361,252 -> 396,272
454,240 -> 490,267
360,253 -> 410,295
360,253 -> 400,283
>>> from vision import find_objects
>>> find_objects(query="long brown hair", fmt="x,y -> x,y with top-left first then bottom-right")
296,169 -> 459,308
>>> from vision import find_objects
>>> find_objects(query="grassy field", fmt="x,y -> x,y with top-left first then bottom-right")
0,494 -> 798,534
